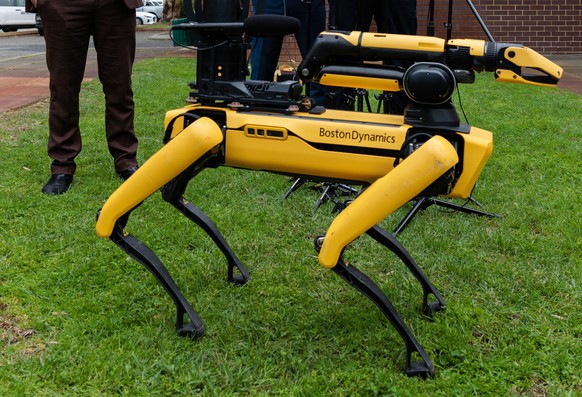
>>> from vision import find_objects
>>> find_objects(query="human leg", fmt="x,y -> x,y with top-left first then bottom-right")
250,35 -> 285,80
93,0 -> 139,174
328,0 -> 358,31
385,0 -> 417,35
373,0 -> 418,114
325,0 -> 364,109
38,0 -> 92,176
249,0 -> 285,80
287,0 -> 328,106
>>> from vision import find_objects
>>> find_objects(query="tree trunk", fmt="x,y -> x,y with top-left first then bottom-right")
163,0 -> 183,21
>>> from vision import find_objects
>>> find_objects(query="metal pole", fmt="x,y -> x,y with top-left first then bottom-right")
466,0 -> 495,42
427,0 -> 435,36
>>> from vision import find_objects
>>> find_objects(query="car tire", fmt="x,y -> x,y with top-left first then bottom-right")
136,17 -> 143,25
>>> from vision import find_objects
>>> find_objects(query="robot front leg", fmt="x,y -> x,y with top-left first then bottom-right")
107,213 -> 205,337
96,117 -> 236,338
330,255 -> 436,378
316,135 -> 459,377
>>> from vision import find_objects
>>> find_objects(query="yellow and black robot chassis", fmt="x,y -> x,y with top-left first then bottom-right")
95,2 -> 562,378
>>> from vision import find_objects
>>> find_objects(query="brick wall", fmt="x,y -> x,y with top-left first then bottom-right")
277,0 -> 581,63
416,0 -> 582,54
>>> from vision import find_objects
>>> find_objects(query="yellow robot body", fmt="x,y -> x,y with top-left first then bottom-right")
162,104 -> 492,199
224,108 -> 405,183
448,126 -> 493,198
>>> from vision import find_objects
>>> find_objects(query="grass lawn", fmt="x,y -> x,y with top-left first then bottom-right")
137,21 -> 174,31
0,55 -> 580,396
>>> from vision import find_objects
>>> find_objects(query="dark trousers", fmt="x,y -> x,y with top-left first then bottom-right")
328,0 -> 418,113
250,0 -> 326,81
329,0 -> 417,34
38,0 -> 138,174
249,0 -> 329,106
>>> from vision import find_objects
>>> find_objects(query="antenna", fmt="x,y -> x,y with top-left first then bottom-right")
427,0 -> 495,42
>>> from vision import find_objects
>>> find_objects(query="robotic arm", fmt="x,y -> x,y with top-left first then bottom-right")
447,38 -> 562,85
297,31 -> 562,90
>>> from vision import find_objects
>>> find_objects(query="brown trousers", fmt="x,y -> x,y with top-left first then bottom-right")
36,0 -> 139,174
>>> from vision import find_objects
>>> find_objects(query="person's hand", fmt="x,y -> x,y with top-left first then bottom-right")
31,0 -> 38,6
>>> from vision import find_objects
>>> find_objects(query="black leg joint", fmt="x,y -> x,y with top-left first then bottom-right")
170,197 -> 250,286
109,218 -> 206,339
160,162 -> 250,286
331,258 -> 435,378
366,225 -> 446,315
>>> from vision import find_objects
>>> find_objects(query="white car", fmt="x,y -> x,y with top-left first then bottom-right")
136,0 -> 163,20
0,0 -> 36,32
136,11 -> 157,25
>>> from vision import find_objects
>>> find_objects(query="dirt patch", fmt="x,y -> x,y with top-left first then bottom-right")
0,302 -> 36,345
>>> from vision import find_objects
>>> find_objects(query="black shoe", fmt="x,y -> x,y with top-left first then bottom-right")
42,173 -> 73,195
117,165 -> 139,181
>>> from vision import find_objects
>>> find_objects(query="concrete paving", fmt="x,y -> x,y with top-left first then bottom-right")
547,54 -> 582,97
0,31 -> 189,113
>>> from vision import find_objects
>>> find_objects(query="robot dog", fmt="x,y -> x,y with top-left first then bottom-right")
95,1 -> 562,378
